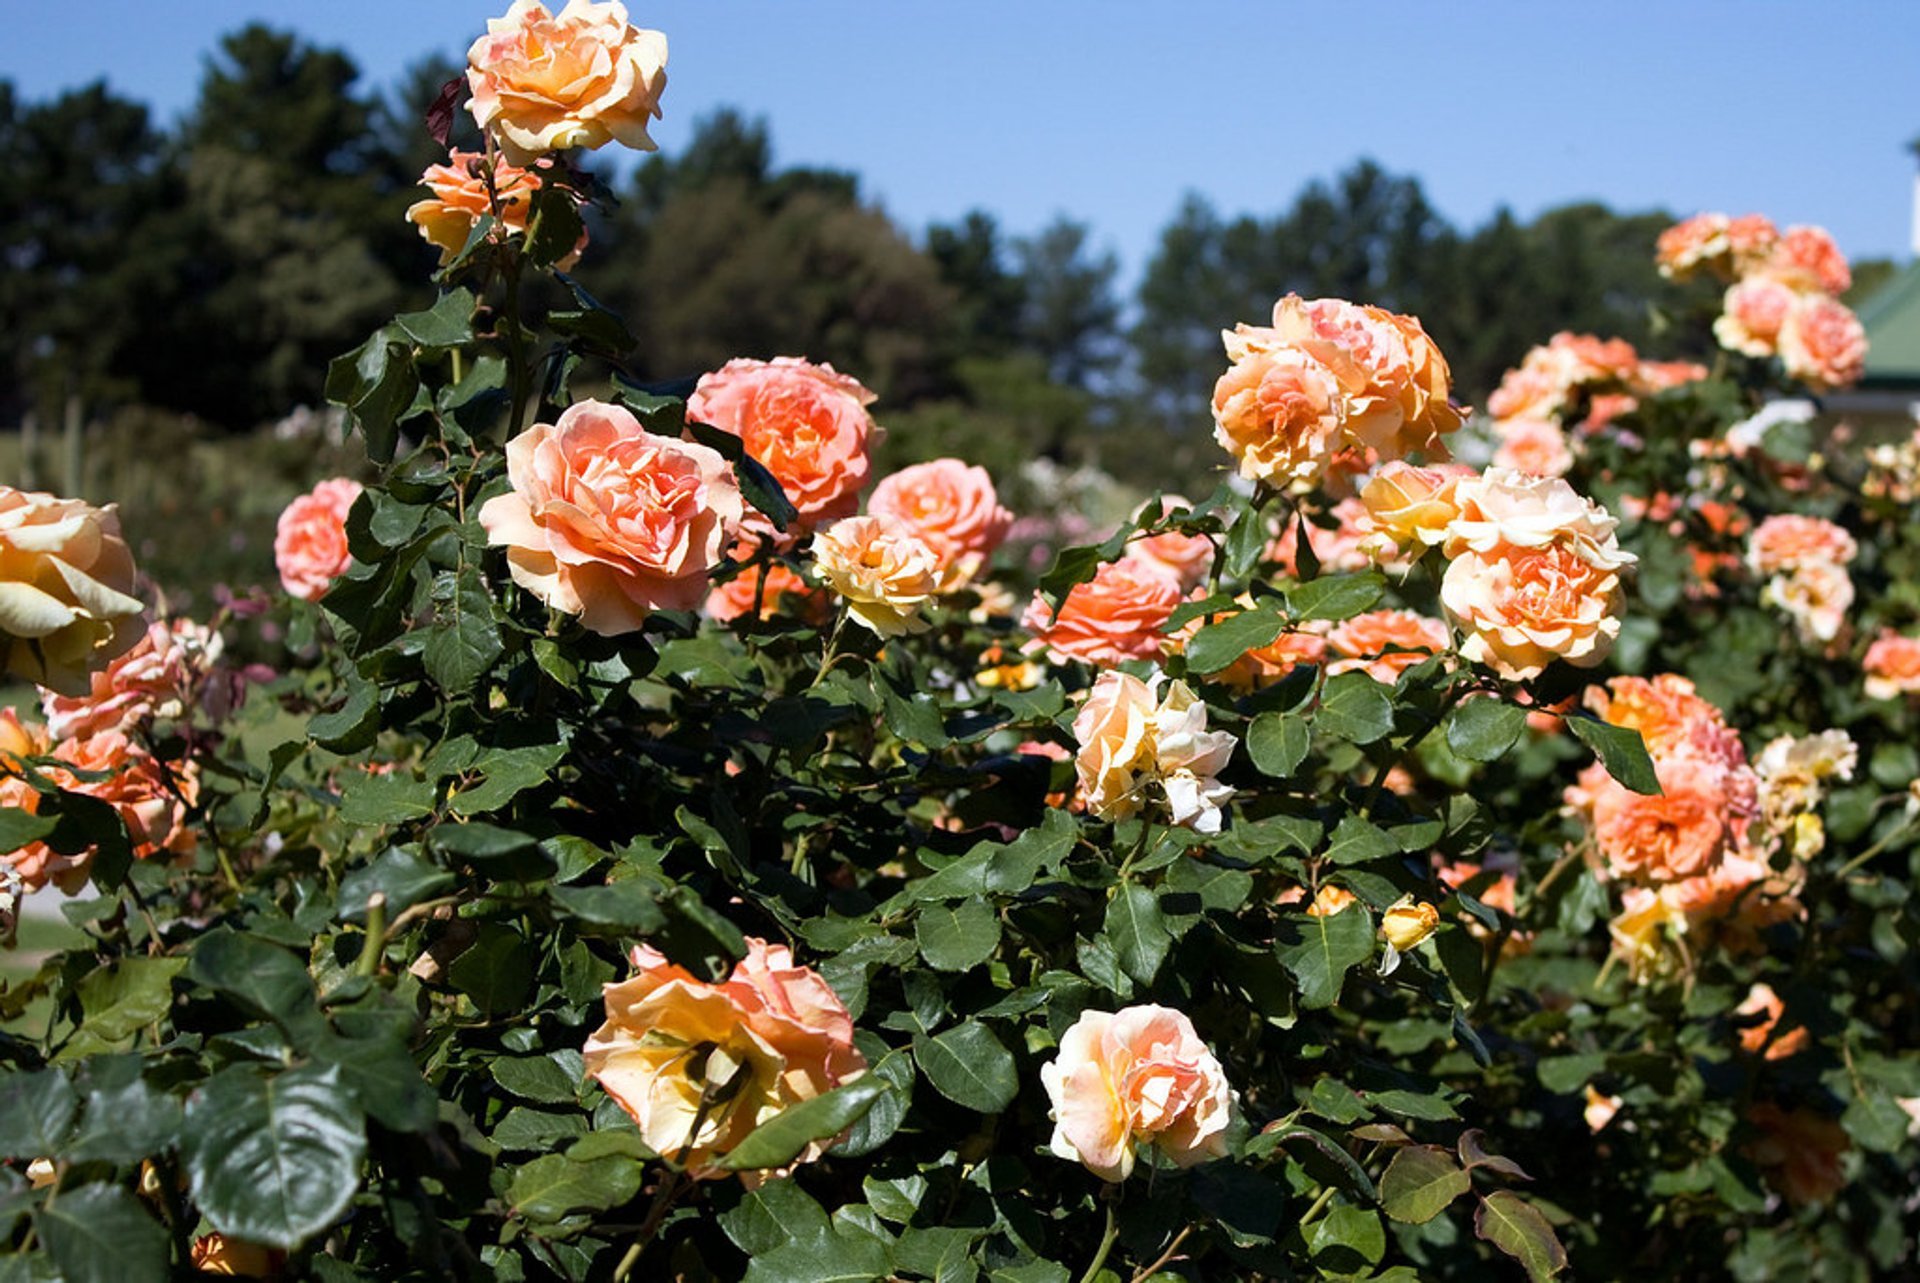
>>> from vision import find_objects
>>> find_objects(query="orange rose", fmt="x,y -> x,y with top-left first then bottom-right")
1123,496 -> 1215,592
0,486 -> 145,696
1325,609 -> 1449,685
1762,560 -> 1854,647
1072,671 -> 1236,833
1442,469 -> 1631,565
1360,462 -> 1465,553
274,479 -> 362,604
1041,1005 -> 1235,1182
866,458 -> 1012,588
688,357 -> 878,538
465,0 -> 668,164
480,400 -> 742,635
1581,673 -> 1746,772
1439,540 -> 1626,680
1380,898 -> 1440,951
40,617 -> 221,741
1655,212 -> 1733,280
1779,294 -> 1867,392
406,150 -> 584,269
1264,295 -> 1465,459
189,1234 -> 283,1278
808,515 -> 942,638
1864,631 -> 1920,700
583,938 -> 865,1180
1766,224 -> 1851,296
1306,884 -> 1358,917
1267,497 -> 1389,576
1210,338 -> 1345,488
1734,982 -> 1808,1060
704,559 -> 830,625
1586,754 -> 1733,883
1021,559 -> 1185,667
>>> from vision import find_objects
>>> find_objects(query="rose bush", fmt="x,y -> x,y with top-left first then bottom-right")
2,9 -> 1917,1282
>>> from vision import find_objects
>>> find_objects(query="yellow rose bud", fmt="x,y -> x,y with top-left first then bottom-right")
1380,899 -> 1440,951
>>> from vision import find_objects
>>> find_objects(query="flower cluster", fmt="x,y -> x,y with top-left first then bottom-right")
1746,513 -> 1856,647
1073,671 -> 1236,833
1485,332 -> 1706,461
1659,212 -> 1866,390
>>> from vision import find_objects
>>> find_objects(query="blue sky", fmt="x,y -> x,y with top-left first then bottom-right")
8,2 -> 1920,288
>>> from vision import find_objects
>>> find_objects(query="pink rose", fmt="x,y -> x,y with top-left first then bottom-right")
1491,418 -> 1574,478
867,458 -> 1013,588
1325,609 -> 1450,685
466,0 -> 668,164
688,357 -> 878,538
1021,559 -> 1185,667
1864,631 -> 1920,701
1040,1005 -> 1235,1182
1766,225 -> 1851,296
275,479 -> 363,603
41,617 -> 222,741
1746,514 -> 1855,575
1779,294 -> 1867,392
1714,276 -> 1796,358
479,399 -> 742,635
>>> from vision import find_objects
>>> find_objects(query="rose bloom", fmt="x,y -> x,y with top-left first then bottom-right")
0,486 -> 145,696
1754,729 -> 1856,823
1440,541 -> 1626,680
275,478 -> 363,604
1581,673 -> 1746,775
1635,359 -> 1710,394
1325,609 -> 1449,685
1744,1104 -> 1849,1207
1864,631 -> 1920,700
1735,982 -> 1809,1060
1762,561 -> 1854,647
1022,558 -> 1185,667
407,149 -> 584,269
1041,1005 -> 1235,1183
466,0 -> 668,164
1381,899 -> 1440,950
1442,468 -> 1631,567
1779,294 -> 1868,392
1713,276 -> 1796,358
1655,212 -> 1733,280
1746,514 -> 1855,575
867,458 -> 1012,589
1584,1085 -> 1623,1133
583,938 -> 865,1180
688,357 -> 878,537
41,617 -> 221,741
808,515 -> 943,638
1491,418 -> 1573,478
189,1234 -> 283,1278
1766,224 -> 1851,296
1262,295 -> 1465,458
1124,496 -> 1215,591
1210,338 -> 1346,489
1306,884 -> 1358,917
1584,754 -> 1741,884
1485,362 -> 1564,422
1360,461 -> 1467,553
703,559 -> 830,626
1072,671 -> 1235,833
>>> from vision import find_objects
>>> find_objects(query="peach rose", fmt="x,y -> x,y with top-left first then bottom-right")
704,558 -> 830,625
1073,671 -> 1235,833
1325,609 -> 1449,685
1210,340 -> 1345,489
1766,225 -> 1851,296
1761,561 -> 1853,647
466,0 -> 668,164
688,357 -> 878,537
1581,673 -> 1746,774
1655,213 -> 1732,280
1735,982 -> 1808,1060
275,478 -> 363,604
583,938 -> 865,1180
1306,884 -> 1358,917
1022,559 -> 1185,667
1635,360 -> 1709,394
1440,541 -> 1626,680
1714,276 -> 1795,358
1360,461 -> 1465,553
1041,1005 -> 1235,1182
1779,294 -> 1867,391
479,400 -> 742,635
189,1234 -> 283,1278
1744,1104 -> 1848,1206
1746,514 -> 1855,575
867,458 -> 1012,588
406,149 -> 584,269
0,486 -> 145,696
1216,626 -> 1328,694
808,515 -> 942,638
1491,419 -> 1573,478
1586,754 -> 1733,883
1124,496 -> 1215,592
1584,1085 -> 1623,1133
1267,497 -> 1388,576
41,617 -> 221,741
1442,469 -> 1632,567
1864,631 -> 1920,701
1262,295 -> 1465,458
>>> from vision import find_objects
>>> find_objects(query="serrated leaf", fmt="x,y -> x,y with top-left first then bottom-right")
188,931 -> 327,1049
1185,605 -> 1286,674
422,566 -> 503,694
183,1064 -> 366,1250
741,1227 -> 891,1283
1105,884 -> 1171,984
1274,903 -> 1373,1008
1475,1191 -> 1567,1281
1316,671 -> 1394,744
1247,711 -> 1310,778
719,1077 -> 888,1171
913,1022 -> 1016,1113
915,899 -> 1001,972
393,287 -> 475,348
339,846 -> 454,921
70,957 -> 185,1048
1458,1129 -> 1531,1179
1445,698 -> 1527,762
1286,572 -> 1385,622
34,1184 -> 167,1283
551,881 -> 666,932
684,420 -> 799,533
0,1071 -> 77,1160
1566,716 -> 1660,795
835,1035 -> 914,1158
491,1053 -> 583,1105
1322,816 -> 1397,866
0,807 -> 54,849
722,1177 -> 832,1255
507,1152 -> 642,1224
1380,1145 -> 1471,1224
337,771 -> 437,827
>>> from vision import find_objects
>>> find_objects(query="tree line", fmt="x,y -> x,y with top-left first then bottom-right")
12,24 -> 1873,493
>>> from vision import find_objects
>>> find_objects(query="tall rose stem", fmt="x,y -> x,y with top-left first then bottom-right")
1076,1204 -> 1119,1283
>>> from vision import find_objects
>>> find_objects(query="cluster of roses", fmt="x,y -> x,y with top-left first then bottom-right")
1657,212 -> 1866,391
0,486 -> 229,934
1744,512 -> 1858,650
581,937 -> 1234,1186
1484,332 -> 1707,478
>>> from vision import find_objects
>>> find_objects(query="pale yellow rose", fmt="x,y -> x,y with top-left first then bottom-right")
809,515 -> 942,637
0,487 -> 144,696
1442,468 -> 1632,569
466,0 -> 669,164
1359,461 -> 1464,552
1072,671 -> 1235,832
1380,898 -> 1440,951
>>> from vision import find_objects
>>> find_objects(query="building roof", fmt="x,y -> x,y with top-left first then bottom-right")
1859,260 -> 1920,387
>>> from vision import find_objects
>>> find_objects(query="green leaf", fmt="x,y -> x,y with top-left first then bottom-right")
189,931 -> 327,1049
1035,523 -> 1137,615
1247,712 -> 1311,778
449,741 -> 567,815
551,881 -> 666,933
1474,1191 -> 1568,1281
491,1053 -> 583,1105
1185,604 -> 1287,674
1274,903 -> 1374,1008
1223,506 -> 1270,579
432,822 -> 537,861
1309,1202 -> 1386,1270
1286,572 -> 1385,622
446,925 -> 535,1015
741,1227 -> 892,1283
422,565 -> 503,694
719,1078 -> 888,1171
1445,698 -> 1527,763
308,671 -> 378,753
1379,1145 -> 1472,1224
1316,671 -> 1394,744
915,899 -> 1002,973
0,1070 -> 77,1160
1322,816 -> 1397,866
683,420 -> 799,533
318,1031 -> 438,1134
66,1074 -> 182,1163
0,807 -> 54,850
523,183 -> 585,269
835,1035 -> 914,1158
722,1178 -> 832,1254
338,771 -> 438,827
338,847 -> 455,921
393,287 -> 476,348
491,1107 -> 589,1153
507,1151 -> 642,1224
1566,716 -> 1661,796
34,1184 -> 167,1283
70,957 -> 185,1048
913,1022 -> 1017,1113
182,1064 -> 367,1251
1105,884 -> 1171,984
